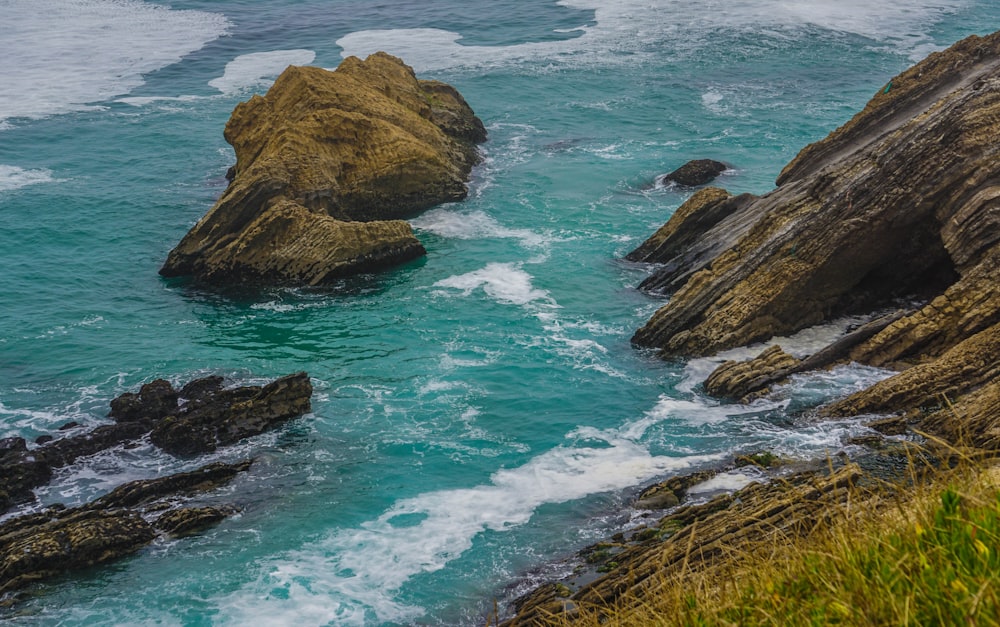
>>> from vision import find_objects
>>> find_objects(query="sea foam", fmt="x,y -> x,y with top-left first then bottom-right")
209,50 -> 318,95
433,262 -> 553,306
0,165 -> 55,192
214,418 -> 723,624
337,0 -> 968,72
0,0 -> 228,125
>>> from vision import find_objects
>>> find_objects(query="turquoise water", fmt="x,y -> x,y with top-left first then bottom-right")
2,1 -> 999,624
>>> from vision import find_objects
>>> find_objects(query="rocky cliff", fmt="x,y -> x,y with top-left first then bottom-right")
160,53 -> 486,286
629,31 -> 1000,420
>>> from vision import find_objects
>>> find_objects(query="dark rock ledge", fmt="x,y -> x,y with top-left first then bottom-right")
0,373 -> 311,602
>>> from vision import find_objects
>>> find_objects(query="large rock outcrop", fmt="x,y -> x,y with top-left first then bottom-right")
629,31 -> 1000,418
160,52 -> 486,286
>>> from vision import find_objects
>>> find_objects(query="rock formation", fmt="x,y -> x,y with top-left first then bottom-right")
656,159 -> 728,187
628,31 -> 1000,421
0,460 -> 250,596
160,52 -> 487,286
0,373 -> 311,513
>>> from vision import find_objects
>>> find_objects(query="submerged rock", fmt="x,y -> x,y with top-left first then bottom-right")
160,52 -> 486,286
629,31 -> 1000,421
656,159 -> 728,187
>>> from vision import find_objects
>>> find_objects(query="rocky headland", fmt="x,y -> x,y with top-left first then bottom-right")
503,30 -> 1000,624
160,52 -> 486,286
0,373 -> 312,601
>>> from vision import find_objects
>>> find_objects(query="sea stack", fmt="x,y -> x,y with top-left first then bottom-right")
160,52 -> 487,286
629,32 -> 1000,419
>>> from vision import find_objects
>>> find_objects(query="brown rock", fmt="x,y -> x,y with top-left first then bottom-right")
625,188 -> 758,294
160,53 -> 486,286
703,345 -> 800,400
155,506 -> 236,537
632,32 -> 1000,359
0,460 -> 251,594
824,321 -> 1000,417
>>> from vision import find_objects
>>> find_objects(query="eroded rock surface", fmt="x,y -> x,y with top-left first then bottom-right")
160,53 -> 486,286
629,32 -> 1000,422
0,373 -> 311,513
0,460 -> 250,596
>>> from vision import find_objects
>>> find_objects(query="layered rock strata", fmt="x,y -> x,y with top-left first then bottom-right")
161,52 -> 487,286
629,31 -> 1000,420
0,373 -> 311,513
0,460 -> 249,596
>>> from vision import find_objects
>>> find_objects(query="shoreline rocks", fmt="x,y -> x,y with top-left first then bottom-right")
160,53 -> 486,287
0,373 -> 311,514
627,31 -> 1000,423
0,460 -> 251,597
505,29 -> 1000,626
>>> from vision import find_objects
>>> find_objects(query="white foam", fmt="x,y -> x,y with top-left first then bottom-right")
115,95 -> 204,107
0,165 -> 55,192
679,315 -> 872,393
687,470 -> 758,495
433,262 -> 553,306
336,0 -> 968,72
209,49 -> 317,95
214,422 -> 722,624
411,208 -> 552,249
0,0 -> 228,126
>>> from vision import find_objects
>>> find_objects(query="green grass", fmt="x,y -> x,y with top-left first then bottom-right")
706,485 -> 1000,626
545,464 -> 1000,627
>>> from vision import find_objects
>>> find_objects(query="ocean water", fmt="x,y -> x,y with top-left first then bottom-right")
1,1 -> 998,624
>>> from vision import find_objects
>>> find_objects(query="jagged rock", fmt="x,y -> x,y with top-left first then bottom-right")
657,159 -> 728,187
109,379 -> 178,423
150,372 -> 312,456
88,460 -> 252,510
628,32 -> 1000,425
734,451 -> 783,468
0,459 -> 52,514
0,460 -> 250,595
154,506 -> 236,536
824,321 -> 1000,417
0,438 -> 26,462
625,188 -> 758,294
0,510 -> 156,595
704,345 -> 800,400
632,32 -> 1000,361
865,415 -> 909,436
920,377 -> 1000,450
160,52 -> 486,286
178,375 -> 225,404
0,374 -> 310,514
634,470 -> 715,510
